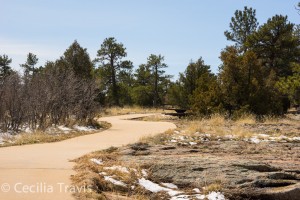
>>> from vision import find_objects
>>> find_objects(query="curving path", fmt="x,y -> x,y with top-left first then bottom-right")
0,114 -> 176,200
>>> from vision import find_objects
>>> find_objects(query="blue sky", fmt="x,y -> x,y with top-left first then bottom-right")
1,0 -> 299,78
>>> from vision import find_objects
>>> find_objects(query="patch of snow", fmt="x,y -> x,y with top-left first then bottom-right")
104,176 -> 127,187
174,131 -> 180,134
292,137 -> 300,141
73,125 -> 96,132
90,158 -> 103,165
24,127 -> 32,133
278,135 -> 288,140
193,188 -> 201,193
161,183 -> 178,189
170,195 -> 190,200
189,142 -> 197,146
58,125 -> 72,132
104,165 -> 129,173
195,194 -> 206,199
206,191 -> 226,200
138,178 -> 182,197
142,169 -> 148,177
178,136 -> 185,141
170,140 -> 177,143
249,137 -> 261,144
99,172 -> 107,175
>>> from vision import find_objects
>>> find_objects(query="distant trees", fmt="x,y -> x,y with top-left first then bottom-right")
218,8 -> 300,116
1,3 -> 299,130
0,42 -> 99,132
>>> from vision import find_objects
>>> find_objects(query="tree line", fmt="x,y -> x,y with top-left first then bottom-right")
1,5 -> 300,131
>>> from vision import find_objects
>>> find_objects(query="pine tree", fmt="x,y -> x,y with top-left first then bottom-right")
146,54 -> 169,107
246,15 -> 299,77
224,6 -> 258,51
62,40 -> 93,79
96,37 -> 133,106
21,53 -> 39,77
0,54 -> 12,79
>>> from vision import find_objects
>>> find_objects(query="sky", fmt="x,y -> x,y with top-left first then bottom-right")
0,0 -> 299,78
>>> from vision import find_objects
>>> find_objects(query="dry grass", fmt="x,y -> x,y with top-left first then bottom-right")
203,183 -> 223,195
0,121 -> 111,147
234,114 -> 256,125
102,106 -> 163,116
139,129 -> 174,145
72,150 -> 150,200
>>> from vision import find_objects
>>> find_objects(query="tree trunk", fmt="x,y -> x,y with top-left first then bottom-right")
111,57 -> 119,106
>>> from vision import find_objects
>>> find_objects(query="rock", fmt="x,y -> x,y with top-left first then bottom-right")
268,172 -> 297,180
130,142 -> 150,151
160,146 -> 176,150
233,163 -> 280,172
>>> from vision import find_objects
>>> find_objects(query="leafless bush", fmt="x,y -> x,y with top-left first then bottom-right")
0,65 -> 100,132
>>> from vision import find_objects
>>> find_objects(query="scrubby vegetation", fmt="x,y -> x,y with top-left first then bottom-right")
1,5 -> 299,130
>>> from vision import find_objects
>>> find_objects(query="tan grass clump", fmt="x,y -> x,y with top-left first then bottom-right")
234,114 -> 256,125
139,129 -> 174,145
103,106 -> 163,116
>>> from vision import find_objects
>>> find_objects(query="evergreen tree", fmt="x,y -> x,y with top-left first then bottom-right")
21,53 -> 39,77
224,6 -> 258,51
146,54 -> 170,107
132,64 -> 153,106
0,54 -> 12,79
96,37 -> 133,106
167,58 -> 213,109
276,63 -> 300,105
246,15 -> 299,77
62,40 -> 93,79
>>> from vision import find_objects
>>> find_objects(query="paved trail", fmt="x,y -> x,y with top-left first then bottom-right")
0,114 -> 176,200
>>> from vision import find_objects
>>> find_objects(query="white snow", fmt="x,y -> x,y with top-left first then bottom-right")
90,158 -> 103,165
206,191 -> 226,200
249,137 -> 261,144
189,142 -> 197,146
104,176 -> 127,187
170,195 -> 191,200
161,183 -> 178,189
142,169 -> 148,177
196,194 -> 206,199
193,188 -> 201,193
292,137 -> 300,141
179,136 -> 186,141
73,125 -> 96,132
104,165 -> 129,173
58,125 -> 72,132
170,140 -> 177,143
138,178 -> 182,196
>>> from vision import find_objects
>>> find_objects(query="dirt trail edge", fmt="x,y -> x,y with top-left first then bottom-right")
0,114 -> 176,200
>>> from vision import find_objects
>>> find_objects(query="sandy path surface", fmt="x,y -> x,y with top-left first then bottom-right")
0,114 -> 176,200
